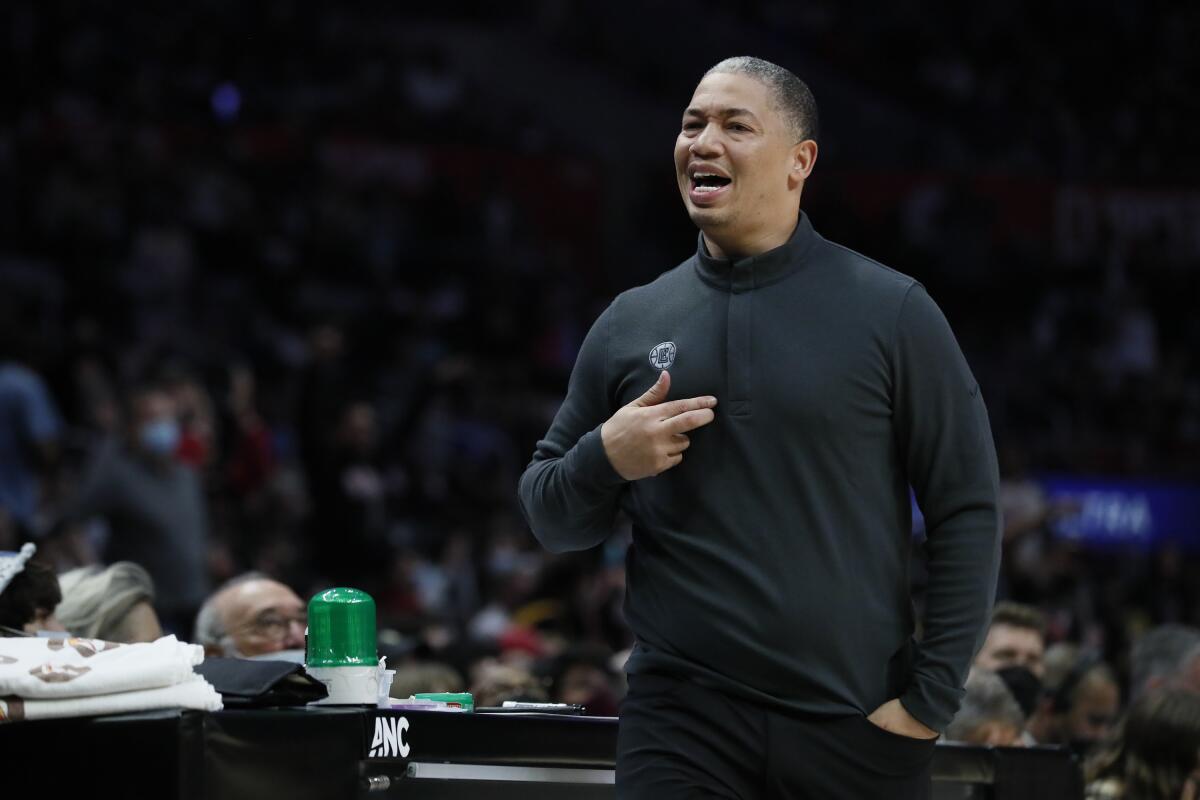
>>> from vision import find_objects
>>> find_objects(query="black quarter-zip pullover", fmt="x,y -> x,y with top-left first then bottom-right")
518,212 -> 1001,731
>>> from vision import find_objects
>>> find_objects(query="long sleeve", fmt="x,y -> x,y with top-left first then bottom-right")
892,285 -> 1001,731
517,302 -> 628,553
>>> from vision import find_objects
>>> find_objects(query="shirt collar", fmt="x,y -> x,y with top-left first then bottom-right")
693,211 -> 817,292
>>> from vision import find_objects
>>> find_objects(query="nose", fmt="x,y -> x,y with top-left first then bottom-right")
690,122 -> 722,157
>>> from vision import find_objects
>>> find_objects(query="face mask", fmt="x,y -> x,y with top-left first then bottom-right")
139,419 -> 180,456
35,630 -> 71,640
243,648 -> 306,664
996,665 -> 1043,718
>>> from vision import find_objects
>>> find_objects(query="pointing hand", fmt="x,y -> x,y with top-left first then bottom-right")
600,371 -> 717,481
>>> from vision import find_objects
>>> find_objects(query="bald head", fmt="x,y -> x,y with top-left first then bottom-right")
195,574 -> 306,657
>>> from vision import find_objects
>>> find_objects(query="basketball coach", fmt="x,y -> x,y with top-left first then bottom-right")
519,56 -> 1001,799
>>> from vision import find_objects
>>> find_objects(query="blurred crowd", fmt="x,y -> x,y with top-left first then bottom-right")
951,602 -> 1200,798
2,1 -> 1199,795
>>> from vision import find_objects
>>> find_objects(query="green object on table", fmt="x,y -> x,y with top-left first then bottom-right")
413,692 -> 474,712
305,587 -> 377,667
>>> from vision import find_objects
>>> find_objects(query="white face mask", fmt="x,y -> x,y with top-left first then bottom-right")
241,648 -> 306,664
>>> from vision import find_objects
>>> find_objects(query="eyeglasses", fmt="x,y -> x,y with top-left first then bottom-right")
233,612 -> 307,642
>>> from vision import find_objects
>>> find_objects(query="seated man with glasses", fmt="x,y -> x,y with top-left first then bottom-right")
193,572 -> 307,660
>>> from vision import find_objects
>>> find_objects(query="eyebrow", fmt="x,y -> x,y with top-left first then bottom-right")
683,107 -> 759,121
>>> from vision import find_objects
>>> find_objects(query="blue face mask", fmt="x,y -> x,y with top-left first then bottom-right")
35,630 -> 71,639
139,419 -> 181,456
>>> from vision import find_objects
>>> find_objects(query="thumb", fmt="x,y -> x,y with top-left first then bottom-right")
631,370 -> 670,407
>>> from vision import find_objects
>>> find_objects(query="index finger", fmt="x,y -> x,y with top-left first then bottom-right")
662,407 -> 716,434
655,395 -> 717,420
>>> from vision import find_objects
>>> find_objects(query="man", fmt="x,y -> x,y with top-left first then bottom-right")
193,572 -> 306,659
974,601 -> 1046,725
1130,624 -> 1200,699
62,381 -> 210,634
975,601 -> 1046,678
945,669 -> 1025,747
0,543 -> 66,635
519,56 -> 1000,798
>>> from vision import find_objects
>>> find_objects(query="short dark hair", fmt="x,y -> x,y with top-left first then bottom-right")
704,56 -> 819,144
0,558 -> 62,631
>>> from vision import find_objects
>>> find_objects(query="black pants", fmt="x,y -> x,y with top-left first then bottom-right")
616,673 -> 935,800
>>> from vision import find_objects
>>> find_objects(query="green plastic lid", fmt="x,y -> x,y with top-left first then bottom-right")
305,587 -> 377,667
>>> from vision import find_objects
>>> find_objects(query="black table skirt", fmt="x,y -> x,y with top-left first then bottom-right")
0,707 -> 1082,799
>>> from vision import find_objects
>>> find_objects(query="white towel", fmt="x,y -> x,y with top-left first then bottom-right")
0,635 -> 204,699
0,674 -> 222,722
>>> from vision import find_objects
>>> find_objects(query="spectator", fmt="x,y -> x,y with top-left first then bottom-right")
975,601 -> 1047,677
1085,688 -> 1200,800
975,601 -> 1047,720
945,669 -> 1026,747
56,561 -> 162,643
544,644 -> 620,717
165,367 -> 218,470
469,661 -> 549,707
1065,661 -> 1122,754
0,544 -> 64,635
0,323 -> 62,543
1028,650 -> 1121,755
1130,624 -> 1200,699
60,380 -> 211,634
193,572 -> 306,659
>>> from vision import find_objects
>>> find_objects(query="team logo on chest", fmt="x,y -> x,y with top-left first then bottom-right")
649,341 -> 676,370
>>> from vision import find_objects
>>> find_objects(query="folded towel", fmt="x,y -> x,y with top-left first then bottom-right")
0,635 -> 204,699
0,674 -> 222,722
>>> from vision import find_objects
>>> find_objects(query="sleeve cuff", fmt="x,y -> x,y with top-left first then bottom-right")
899,677 -> 964,733
564,425 -> 628,491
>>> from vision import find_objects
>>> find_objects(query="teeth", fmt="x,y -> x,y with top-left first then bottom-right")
694,184 -> 723,193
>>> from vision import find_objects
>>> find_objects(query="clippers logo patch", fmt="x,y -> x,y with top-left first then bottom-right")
649,341 -> 676,370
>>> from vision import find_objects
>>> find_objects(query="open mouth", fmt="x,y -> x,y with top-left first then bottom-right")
687,169 -> 732,205
690,173 -> 732,194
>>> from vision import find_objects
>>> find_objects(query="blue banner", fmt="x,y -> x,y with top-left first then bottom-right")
910,477 -> 1200,553
1039,475 -> 1200,553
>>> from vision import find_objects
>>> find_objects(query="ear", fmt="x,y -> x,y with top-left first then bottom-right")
788,140 -> 818,189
